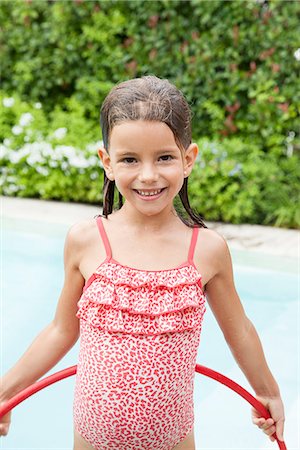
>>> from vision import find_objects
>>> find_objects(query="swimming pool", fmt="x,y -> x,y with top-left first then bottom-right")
1,216 -> 299,449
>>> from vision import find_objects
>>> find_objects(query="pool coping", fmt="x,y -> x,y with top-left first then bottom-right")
1,195 -> 299,259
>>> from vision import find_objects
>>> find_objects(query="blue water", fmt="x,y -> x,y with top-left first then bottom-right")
1,217 -> 299,449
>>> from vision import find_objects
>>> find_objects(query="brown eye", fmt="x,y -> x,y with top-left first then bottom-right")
122,158 -> 136,164
160,155 -> 173,161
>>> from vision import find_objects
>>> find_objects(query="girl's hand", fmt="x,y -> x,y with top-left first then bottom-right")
0,403 -> 11,436
252,395 -> 285,442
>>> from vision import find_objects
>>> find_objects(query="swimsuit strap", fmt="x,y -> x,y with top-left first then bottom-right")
187,226 -> 199,265
96,216 -> 112,259
96,215 -> 199,266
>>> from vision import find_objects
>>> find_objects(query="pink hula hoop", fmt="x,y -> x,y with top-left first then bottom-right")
0,364 -> 287,449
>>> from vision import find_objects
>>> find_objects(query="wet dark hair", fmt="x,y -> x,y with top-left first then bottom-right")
99,75 -> 207,228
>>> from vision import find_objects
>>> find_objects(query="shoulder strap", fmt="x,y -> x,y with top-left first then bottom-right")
96,216 -> 112,259
187,227 -> 199,265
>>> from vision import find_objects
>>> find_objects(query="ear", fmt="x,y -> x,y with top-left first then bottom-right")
98,147 -> 115,181
183,143 -> 198,177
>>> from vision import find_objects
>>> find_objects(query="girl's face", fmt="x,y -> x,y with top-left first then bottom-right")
99,120 -> 198,218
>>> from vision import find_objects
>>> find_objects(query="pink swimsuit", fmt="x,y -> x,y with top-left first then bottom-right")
73,216 -> 206,450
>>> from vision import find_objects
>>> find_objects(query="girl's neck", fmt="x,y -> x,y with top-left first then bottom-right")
110,203 -> 180,235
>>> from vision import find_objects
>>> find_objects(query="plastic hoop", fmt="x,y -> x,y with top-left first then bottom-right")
0,364 -> 287,449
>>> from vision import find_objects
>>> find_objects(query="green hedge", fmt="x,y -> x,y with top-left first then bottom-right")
1,0 -> 299,153
189,138 -> 299,228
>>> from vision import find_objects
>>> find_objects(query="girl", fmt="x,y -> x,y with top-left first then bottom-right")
0,75 -> 285,450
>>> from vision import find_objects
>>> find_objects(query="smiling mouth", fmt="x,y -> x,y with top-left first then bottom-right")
133,188 -> 167,197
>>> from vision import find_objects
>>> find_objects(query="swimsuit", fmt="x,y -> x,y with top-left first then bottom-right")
73,216 -> 206,450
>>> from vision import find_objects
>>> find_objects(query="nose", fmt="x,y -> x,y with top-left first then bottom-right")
138,163 -> 159,183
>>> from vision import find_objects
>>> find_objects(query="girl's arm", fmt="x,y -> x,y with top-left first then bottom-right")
204,233 -> 285,442
0,224 -> 85,435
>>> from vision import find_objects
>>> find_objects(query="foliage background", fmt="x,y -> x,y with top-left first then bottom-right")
0,0 -> 299,227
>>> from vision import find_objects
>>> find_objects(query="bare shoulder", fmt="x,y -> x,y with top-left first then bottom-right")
65,217 -> 99,265
68,217 -> 97,238
197,227 -> 228,252
194,227 -> 231,286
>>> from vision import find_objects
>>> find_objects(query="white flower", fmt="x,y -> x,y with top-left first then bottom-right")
53,127 -> 67,140
36,166 -> 49,176
9,146 -> 31,163
40,143 -> 54,157
90,172 -> 99,180
294,48 -> 300,61
3,138 -> 11,147
86,141 -> 103,152
286,131 -> 295,142
0,145 -> 8,159
211,146 -> 220,155
12,125 -> 23,135
3,97 -> 15,107
70,155 -> 90,169
56,145 -> 75,158
27,153 -> 44,166
34,102 -> 42,109
19,112 -> 33,127
51,151 -> 62,161
229,163 -> 243,177
5,184 -> 19,194
88,155 -> 99,166
35,132 -> 44,141
9,151 -> 24,163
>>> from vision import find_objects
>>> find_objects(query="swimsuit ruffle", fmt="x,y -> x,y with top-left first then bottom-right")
76,262 -> 206,335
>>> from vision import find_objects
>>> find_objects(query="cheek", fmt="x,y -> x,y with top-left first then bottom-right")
113,171 -> 134,194
163,167 -> 184,194
117,169 -> 135,186
168,166 -> 185,183
164,164 -> 183,176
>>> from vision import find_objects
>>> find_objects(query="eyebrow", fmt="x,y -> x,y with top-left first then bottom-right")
116,148 -> 179,157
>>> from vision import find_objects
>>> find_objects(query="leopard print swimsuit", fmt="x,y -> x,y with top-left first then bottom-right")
73,216 -> 206,450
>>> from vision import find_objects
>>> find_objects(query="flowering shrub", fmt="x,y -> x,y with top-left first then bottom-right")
0,92 -> 99,149
0,140 -> 102,201
0,92 -> 103,203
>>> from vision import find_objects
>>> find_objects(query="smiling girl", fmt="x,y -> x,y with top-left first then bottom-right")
0,75 -> 285,450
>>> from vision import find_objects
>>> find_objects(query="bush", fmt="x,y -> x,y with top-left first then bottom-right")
0,91 -> 102,203
0,0 -> 299,154
189,138 -> 300,228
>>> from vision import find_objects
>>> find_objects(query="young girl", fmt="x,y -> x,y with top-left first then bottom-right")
0,75 -> 285,450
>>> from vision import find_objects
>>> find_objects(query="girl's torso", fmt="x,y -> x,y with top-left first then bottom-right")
74,213 -> 209,449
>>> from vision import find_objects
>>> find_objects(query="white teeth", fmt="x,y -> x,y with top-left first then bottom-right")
137,189 -> 162,196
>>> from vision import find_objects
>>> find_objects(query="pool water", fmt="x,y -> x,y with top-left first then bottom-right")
1,217 -> 299,449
